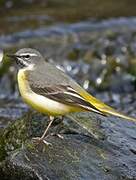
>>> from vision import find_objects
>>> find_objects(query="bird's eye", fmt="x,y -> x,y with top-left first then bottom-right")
24,54 -> 30,58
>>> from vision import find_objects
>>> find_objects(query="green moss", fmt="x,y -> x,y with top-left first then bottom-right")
0,131 -> 7,161
0,112 -> 32,161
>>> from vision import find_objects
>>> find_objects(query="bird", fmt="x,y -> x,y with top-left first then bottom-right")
7,48 -> 136,144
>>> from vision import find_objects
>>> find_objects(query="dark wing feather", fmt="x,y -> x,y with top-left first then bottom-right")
30,83 -> 104,115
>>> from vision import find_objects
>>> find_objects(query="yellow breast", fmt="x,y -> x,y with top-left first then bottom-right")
17,69 -> 80,116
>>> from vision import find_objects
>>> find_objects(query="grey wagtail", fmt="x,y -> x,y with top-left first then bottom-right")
7,48 -> 136,144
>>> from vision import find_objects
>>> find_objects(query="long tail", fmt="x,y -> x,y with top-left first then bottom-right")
79,89 -> 136,122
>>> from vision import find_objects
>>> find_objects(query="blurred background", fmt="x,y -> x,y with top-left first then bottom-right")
0,1 -> 136,179
0,0 -> 136,125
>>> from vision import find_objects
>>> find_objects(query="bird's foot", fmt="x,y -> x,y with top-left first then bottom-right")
32,137 -> 52,146
50,133 -> 64,139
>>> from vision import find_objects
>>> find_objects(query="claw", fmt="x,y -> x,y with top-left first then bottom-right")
43,139 -> 52,146
56,134 -> 64,139
32,137 -> 52,146
51,133 -> 64,139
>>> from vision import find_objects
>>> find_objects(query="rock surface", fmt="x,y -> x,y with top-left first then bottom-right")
0,108 -> 136,180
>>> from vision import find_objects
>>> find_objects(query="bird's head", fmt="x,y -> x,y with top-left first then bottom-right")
7,48 -> 44,69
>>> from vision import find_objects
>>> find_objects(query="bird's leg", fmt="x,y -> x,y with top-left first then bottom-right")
41,116 -> 54,139
50,116 -> 64,139
32,116 -> 54,145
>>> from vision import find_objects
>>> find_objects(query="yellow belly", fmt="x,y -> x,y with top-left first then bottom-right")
17,69 -> 81,116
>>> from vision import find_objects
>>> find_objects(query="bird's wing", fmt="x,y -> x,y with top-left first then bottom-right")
29,83 -> 104,115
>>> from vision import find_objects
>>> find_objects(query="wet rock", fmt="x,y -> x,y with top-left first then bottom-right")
0,136 -> 116,180
0,108 -> 136,179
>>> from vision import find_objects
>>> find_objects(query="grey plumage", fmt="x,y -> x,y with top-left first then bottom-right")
27,61 -> 103,114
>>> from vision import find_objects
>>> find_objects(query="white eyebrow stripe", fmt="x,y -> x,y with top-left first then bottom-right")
20,53 -> 38,57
